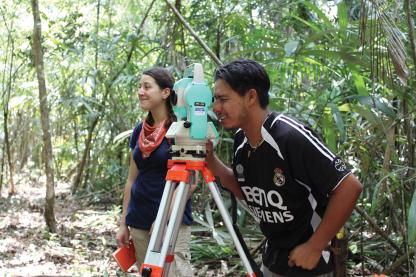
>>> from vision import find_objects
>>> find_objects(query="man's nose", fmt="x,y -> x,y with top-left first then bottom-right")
212,100 -> 220,115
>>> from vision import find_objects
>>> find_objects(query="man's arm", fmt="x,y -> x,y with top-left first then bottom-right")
205,140 -> 243,199
288,173 -> 363,270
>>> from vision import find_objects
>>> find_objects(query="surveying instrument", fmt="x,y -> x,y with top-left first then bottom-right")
139,64 -> 257,277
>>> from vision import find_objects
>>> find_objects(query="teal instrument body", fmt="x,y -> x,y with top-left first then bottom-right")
172,64 -> 217,140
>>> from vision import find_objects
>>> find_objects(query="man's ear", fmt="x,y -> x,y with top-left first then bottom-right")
246,89 -> 258,106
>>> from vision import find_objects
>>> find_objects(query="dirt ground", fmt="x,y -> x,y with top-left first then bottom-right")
0,169 -> 237,277
0,173 -> 139,277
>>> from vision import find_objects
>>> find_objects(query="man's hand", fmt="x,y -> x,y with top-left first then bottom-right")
205,139 -> 215,161
116,224 -> 130,248
288,242 -> 322,270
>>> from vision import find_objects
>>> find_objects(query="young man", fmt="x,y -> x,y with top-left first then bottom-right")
206,59 -> 363,276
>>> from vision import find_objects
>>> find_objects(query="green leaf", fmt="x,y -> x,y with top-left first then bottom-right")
303,2 -> 332,27
352,104 -> 380,128
284,40 -> 299,56
408,189 -> 416,246
322,112 -> 336,152
329,103 -> 345,141
337,2 -> 348,39
113,129 -> 133,145
352,72 -> 368,96
356,96 -> 396,119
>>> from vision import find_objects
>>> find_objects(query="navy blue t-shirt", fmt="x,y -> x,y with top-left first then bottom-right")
125,122 -> 193,230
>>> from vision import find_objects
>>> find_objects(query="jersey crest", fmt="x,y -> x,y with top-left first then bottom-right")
273,168 -> 286,187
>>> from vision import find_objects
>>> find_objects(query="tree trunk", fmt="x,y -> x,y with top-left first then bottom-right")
31,0 -> 57,232
332,227 -> 348,277
72,117 -> 98,194
0,143 -> 5,195
2,17 -> 16,196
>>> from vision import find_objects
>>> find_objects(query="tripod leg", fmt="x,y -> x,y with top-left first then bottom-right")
141,180 -> 191,277
207,181 -> 256,276
142,181 -> 175,272
160,181 -> 190,276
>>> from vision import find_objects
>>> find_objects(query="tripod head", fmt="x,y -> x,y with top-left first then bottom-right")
166,63 -> 218,159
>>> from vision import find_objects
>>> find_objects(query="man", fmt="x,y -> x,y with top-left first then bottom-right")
206,59 -> 363,276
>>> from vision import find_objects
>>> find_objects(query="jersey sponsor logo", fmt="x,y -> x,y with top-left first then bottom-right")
248,205 -> 294,224
273,168 -> 285,187
334,158 -> 347,172
241,186 -> 294,224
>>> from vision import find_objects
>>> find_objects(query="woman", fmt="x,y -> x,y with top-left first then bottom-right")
116,67 -> 194,276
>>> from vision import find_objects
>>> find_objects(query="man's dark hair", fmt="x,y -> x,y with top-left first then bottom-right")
214,59 -> 270,108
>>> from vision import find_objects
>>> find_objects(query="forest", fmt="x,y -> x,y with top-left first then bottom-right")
0,0 -> 415,276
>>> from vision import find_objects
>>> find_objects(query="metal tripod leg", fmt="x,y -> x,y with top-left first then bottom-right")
140,179 -> 191,277
140,159 -> 257,277
207,180 -> 256,277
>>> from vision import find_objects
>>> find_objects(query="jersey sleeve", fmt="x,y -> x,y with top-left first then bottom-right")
129,122 -> 143,150
285,124 -> 351,196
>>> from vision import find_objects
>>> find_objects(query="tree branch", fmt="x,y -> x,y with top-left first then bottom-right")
162,0 -> 222,66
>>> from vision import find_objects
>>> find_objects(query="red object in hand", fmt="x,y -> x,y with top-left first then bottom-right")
112,241 -> 136,272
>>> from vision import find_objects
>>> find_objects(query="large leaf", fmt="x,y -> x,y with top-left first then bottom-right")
408,189 -> 416,246
352,71 -> 368,96
329,103 -> 345,142
337,2 -> 348,40
284,40 -> 299,56
113,129 -> 133,146
356,95 -> 396,119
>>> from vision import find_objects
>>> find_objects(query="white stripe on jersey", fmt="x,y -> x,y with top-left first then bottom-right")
278,116 -> 335,161
270,113 -> 284,128
295,178 -> 321,231
261,126 -> 284,160
234,129 -> 247,156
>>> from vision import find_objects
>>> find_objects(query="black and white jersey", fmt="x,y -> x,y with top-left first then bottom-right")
232,111 -> 351,274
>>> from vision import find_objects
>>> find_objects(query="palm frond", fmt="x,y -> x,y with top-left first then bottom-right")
359,0 -> 409,86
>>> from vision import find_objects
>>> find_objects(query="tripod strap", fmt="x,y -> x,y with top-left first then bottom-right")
231,194 -> 264,277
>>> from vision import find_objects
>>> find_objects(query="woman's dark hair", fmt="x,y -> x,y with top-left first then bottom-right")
142,67 -> 177,127
214,59 -> 270,108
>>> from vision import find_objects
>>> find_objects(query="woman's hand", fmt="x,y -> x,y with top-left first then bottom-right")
116,224 -> 130,248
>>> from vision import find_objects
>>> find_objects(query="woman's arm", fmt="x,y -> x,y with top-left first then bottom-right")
116,154 -> 139,247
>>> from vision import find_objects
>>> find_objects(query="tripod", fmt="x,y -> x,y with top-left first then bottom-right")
139,158 -> 257,277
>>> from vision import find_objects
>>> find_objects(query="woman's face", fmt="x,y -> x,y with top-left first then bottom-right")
137,74 -> 169,111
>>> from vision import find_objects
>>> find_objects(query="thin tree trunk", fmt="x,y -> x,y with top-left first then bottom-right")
332,227 -> 348,277
31,0 -> 57,232
1,12 -> 16,196
72,118 -> 98,193
0,143 -> 4,195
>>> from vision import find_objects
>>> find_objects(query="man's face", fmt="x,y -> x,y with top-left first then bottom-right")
213,79 -> 249,130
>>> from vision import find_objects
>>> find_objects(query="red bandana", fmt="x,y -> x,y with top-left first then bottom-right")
138,120 -> 167,158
